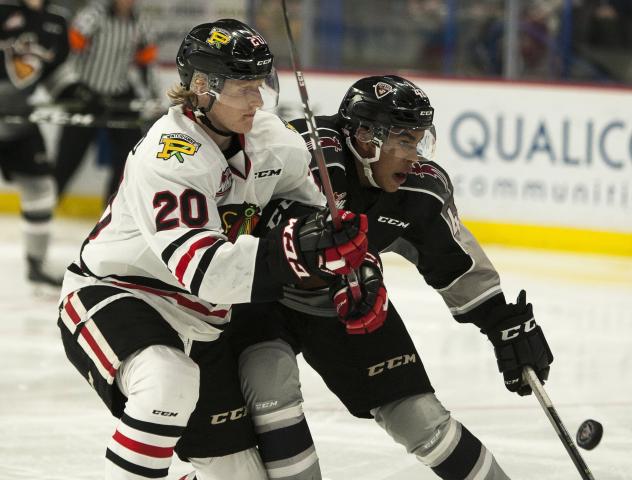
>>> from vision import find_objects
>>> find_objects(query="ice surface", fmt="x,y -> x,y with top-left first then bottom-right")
0,215 -> 630,479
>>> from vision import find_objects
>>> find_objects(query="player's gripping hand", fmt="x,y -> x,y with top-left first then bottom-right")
299,209 -> 368,276
330,252 -> 388,334
268,208 -> 368,282
482,290 -> 553,395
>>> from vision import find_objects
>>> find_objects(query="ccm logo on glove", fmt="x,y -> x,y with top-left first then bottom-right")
282,218 -> 310,279
500,317 -> 537,341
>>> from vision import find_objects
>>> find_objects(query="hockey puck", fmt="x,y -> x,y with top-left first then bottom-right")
576,419 -> 603,450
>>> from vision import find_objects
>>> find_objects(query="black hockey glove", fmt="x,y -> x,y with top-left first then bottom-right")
267,208 -> 368,282
330,251 -> 388,334
482,290 -> 553,396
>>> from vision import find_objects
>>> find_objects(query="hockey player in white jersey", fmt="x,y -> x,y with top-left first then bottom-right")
57,20 -> 376,480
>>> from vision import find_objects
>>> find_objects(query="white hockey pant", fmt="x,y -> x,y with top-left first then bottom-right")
106,345 -> 200,480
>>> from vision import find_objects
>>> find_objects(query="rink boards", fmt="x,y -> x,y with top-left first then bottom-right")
0,70 -> 630,255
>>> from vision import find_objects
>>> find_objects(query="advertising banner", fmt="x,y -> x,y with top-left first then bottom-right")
276,73 -> 632,234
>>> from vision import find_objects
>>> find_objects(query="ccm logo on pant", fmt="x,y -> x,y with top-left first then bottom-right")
368,354 -> 416,377
210,406 -> 248,424
501,317 -> 537,341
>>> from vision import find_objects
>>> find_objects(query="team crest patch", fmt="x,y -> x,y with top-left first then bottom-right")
218,203 -> 261,242
3,32 -> 52,88
156,133 -> 200,163
374,82 -> 394,99
320,136 -> 342,152
306,136 -> 343,152
216,167 -> 233,197
410,162 -> 449,191
207,28 -> 231,49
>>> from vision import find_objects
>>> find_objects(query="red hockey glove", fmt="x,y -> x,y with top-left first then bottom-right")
269,208 -> 368,282
330,252 -> 388,334
307,209 -> 368,276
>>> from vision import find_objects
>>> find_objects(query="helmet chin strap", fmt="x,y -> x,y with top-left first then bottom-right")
198,113 -> 233,137
195,93 -> 233,137
345,136 -> 381,189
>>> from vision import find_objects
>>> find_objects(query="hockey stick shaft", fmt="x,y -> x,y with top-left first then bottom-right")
281,0 -> 361,301
281,0 -> 340,227
0,109 -> 149,129
523,366 -> 595,480
28,98 -> 163,112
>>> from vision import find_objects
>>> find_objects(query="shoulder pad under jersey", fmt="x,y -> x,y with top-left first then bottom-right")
249,110 -> 307,152
290,115 -> 347,173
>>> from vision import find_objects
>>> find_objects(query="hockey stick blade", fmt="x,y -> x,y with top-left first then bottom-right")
523,366 -> 596,480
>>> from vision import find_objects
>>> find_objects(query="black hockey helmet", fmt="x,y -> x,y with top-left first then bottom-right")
176,19 -> 274,89
339,75 -> 434,136
338,76 -> 436,188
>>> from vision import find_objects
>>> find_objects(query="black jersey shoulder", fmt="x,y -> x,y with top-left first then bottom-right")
399,160 -> 454,205
289,114 -> 348,173
0,0 -> 19,10
0,2 -> 68,33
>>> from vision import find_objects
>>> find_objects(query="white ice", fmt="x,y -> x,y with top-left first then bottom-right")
0,214 -> 630,479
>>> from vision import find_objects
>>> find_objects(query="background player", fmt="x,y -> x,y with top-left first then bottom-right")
52,0 -> 158,204
0,0 -> 69,288
57,20 -> 373,480
227,75 -> 554,479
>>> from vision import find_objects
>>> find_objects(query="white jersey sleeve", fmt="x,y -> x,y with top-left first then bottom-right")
75,107 -> 325,311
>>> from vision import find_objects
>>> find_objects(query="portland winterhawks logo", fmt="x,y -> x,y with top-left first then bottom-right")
207,28 -> 231,49
156,133 -> 201,163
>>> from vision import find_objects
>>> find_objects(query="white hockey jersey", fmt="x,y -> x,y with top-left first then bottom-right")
60,106 -> 325,341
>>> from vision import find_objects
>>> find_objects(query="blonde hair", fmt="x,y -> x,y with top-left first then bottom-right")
166,71 -> 212,108
166,83 -> 197,108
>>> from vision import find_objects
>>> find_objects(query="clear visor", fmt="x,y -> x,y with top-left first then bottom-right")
355,124 -> 436,162
192,68 -> 279,112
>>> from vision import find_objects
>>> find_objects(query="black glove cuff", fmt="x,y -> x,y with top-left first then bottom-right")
264,217 -> 311,284
477,291 -> 531,335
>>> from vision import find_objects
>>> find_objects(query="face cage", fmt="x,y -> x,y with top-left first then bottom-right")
191,67 -> 279,112
353,123 -> 437,163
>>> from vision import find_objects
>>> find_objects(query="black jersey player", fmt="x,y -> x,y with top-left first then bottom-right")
0,0 -> 69,287
227,75 -> 554,479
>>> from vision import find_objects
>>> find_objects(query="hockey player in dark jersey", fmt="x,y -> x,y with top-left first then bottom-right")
227,75 -> 554,479
0,0 -> 69,287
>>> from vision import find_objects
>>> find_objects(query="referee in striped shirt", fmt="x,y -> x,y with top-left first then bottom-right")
53,0 -> 158,203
